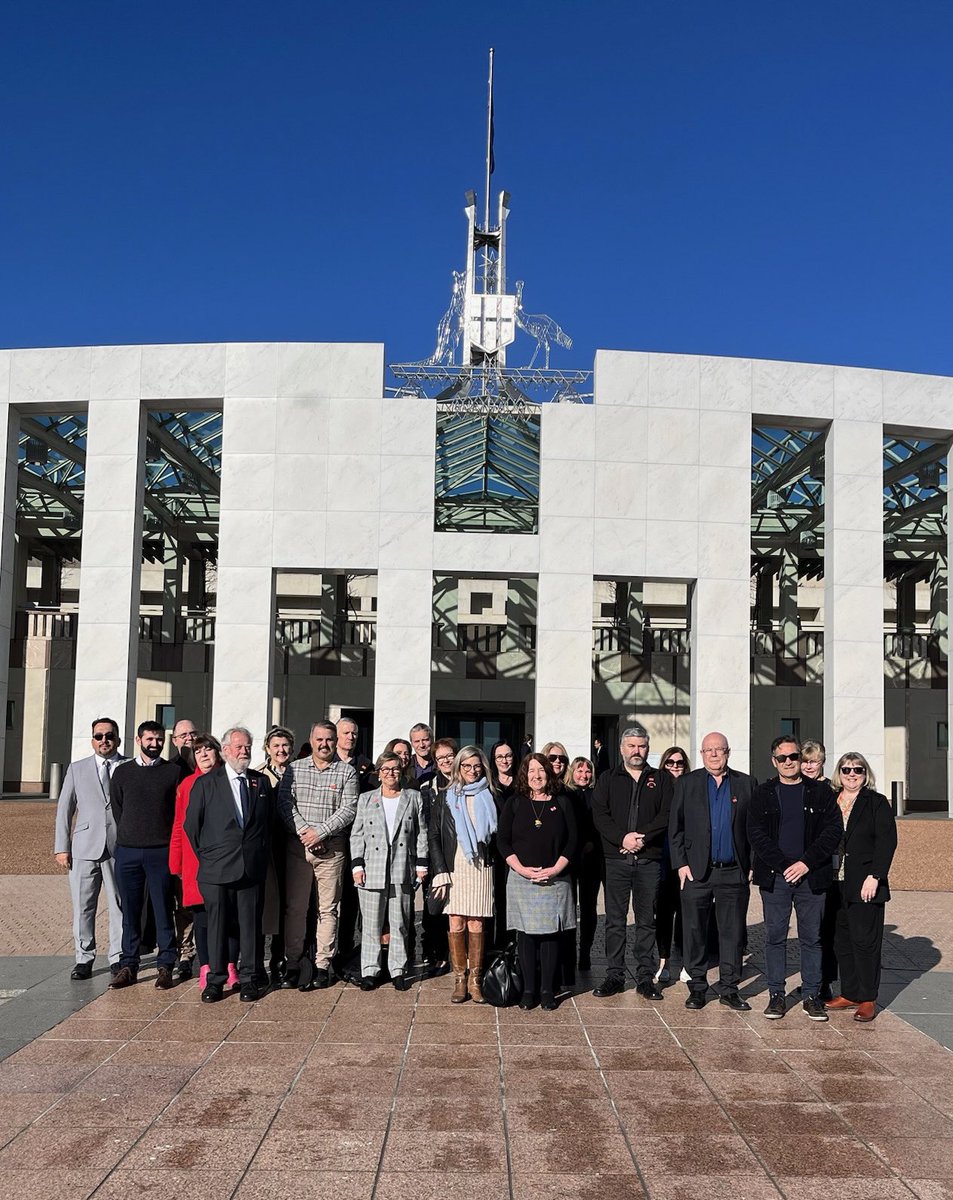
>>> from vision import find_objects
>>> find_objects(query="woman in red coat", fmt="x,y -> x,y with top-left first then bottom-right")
169,735 -> 238,992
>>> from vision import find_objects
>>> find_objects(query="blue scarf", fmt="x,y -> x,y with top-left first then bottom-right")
449,778 -> 497,865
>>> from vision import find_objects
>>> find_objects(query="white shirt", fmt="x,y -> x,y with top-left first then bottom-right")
135,754 -> 160,767
225,762 -> 248,825
381,792 -> 401,841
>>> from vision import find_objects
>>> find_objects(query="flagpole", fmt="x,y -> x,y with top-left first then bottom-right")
483,47 -> 494,232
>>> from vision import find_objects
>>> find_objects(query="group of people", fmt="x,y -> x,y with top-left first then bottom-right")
53,715 -> 897,1019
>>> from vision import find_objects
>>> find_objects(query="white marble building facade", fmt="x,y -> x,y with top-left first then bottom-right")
1,343 -> 951,809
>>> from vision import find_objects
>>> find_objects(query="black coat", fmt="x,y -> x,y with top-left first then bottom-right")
668,767 -> 755,879
839,788 -> 897,904
591,763 -> 672,862
428,788 -> 495,876
747,776 -> 840,892
183,765 -> 275,887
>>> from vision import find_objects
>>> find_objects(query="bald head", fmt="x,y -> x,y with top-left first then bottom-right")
700,731 -> 730,779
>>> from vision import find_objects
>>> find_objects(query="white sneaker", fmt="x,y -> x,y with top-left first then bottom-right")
679,967 -> 691,983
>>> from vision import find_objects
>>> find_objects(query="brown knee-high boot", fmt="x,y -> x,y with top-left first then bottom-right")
468,927 -> 486,1003
449,928 -> 469,1003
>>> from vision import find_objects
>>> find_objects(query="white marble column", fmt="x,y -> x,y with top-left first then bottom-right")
211,395 -> 279,741
824,415 -> 885,784
0,398 -> 19,785
72,398 -> 146,761
689,409 -> 752,772
373,568 -> 433,755
535,405 -> 595,760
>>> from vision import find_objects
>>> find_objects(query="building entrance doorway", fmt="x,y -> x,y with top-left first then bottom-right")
435,703 -> 525,758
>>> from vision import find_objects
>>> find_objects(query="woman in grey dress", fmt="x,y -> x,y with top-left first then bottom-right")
428,746 -> 497,1003
498,753 -> 577,1011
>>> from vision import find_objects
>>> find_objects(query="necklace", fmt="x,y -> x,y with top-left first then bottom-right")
530,795 -> 547,828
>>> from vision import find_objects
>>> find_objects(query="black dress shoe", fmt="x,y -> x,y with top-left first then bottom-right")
176,958 -> 193,981
719,991 -> 751,1011
540,994 -> 558,1011
70,962 -> 93,981
280,970 -> 300,990
637,981 -> 664,1001
359,976 -> 377,992
239,983 -> 260,1003
201,984 -> 224,1003
685,991 -> 707,1010
593,976 -> 625,998
518,995 -> 537,1011
392,974 -> 412,991
312,967 -> 331,989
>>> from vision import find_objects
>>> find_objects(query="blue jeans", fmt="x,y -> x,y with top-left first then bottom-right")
760,880 -> 825,997
114,845 -> 177,970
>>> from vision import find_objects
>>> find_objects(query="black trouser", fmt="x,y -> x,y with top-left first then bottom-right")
603,856 -> 660,983
681,864 -> 748,996
820,884 -> 839,988
518,931 -> 561,1001
190,905 -> 239,970
203,876 -> 264,988
655,866 -> 682,961
832,882 -> 885,1003
576,847 -> 603,961
421,906 -> 449,962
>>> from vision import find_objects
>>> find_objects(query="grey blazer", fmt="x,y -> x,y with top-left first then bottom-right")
350,787 -> 428,890
54,754 -> 128,860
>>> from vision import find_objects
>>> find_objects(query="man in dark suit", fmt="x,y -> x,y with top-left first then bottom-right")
669,730 -> 756,1011
184,725 -> 275,1003
591,723 -> 672,999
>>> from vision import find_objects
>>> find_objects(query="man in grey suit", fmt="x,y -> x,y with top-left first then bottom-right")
54,716 -> 127,980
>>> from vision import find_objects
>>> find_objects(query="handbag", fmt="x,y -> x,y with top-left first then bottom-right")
482,938 -> 523,1007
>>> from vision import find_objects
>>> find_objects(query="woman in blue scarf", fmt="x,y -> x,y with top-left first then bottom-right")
428,745 -> 497,1003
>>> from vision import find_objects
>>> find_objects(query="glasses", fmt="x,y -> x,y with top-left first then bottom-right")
548,755 -> 569,765
174,731 -> 197,741
774,752 -> 801,763
840,765 -> 866,775
665,759 -> 687,769
379,766 -> 401,775
702,747 -> 728,756
92,732 -> 117,742
460,763 -> 483,773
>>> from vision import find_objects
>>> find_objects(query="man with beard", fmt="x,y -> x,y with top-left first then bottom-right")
109,721 -> 182,989
592,724 -> 673,999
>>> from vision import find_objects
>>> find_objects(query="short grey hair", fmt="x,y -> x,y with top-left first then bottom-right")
221,725 -> 253,748
409,722 -> 433,738
336,717 -> 359,731
620,723 -> 649,745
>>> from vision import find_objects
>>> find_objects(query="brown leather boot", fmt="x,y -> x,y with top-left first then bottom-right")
449,929 -> 469,1003
467,927 -> 486,1004
826,996 -> 858,1010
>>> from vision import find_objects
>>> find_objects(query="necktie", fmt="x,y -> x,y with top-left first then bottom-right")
238,775 -> 249,828
99,758 -> 110,802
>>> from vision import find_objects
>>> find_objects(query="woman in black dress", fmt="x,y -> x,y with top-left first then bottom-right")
825,751 -> 897,1023
498,753 -> 577,1011
564,756 -> 600,971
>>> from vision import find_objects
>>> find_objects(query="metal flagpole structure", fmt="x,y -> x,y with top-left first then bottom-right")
483,47 -> 495,233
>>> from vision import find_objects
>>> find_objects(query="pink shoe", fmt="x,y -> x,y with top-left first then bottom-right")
226,963 -> 240,990
199,964 -> 209,991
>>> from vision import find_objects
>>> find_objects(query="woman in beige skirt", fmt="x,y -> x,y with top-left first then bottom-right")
428,745 -> 497,1002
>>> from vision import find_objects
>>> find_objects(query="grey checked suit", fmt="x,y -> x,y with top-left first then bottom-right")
350,787 -> 428,978
54,753 -> 127,965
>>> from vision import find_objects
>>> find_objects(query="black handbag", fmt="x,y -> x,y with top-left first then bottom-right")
482,938 -> 523,1007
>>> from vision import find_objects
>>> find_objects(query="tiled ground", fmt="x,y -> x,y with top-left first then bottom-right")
0,875 -> 951,1199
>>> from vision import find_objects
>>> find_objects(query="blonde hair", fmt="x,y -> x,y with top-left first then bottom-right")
832,750 -> 875,791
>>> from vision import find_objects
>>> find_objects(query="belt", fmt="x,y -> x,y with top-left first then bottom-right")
711,860 -> 737,870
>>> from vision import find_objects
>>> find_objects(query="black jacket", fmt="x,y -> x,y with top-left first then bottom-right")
183,765 -> 275,887
591,763 -> 672,862
668,767 -> 755,879
839,788 -> 897,904
428,788 -> 495,876
747,775 -> 840,892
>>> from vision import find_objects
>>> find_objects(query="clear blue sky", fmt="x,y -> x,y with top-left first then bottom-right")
3,2 -> 953,378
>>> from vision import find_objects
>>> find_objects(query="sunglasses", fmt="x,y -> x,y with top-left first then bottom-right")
92,732 -> 117,741
666,759 -> 687,769
548,755 -> 569,765
773,753 -> 801,763
840,765 -> 866,775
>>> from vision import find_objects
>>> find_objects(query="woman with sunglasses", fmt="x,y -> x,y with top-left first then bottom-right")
825,752 -> 897,1023
541,742 -> 570,788
564,756 -> 600,971
655,747 -> 691,983
428,746 -> 497,1002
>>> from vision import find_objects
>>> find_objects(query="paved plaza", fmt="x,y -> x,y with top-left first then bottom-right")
0,857 -> 951,1200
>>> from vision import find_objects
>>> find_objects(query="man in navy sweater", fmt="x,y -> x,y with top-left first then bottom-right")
109,720 -> 182,990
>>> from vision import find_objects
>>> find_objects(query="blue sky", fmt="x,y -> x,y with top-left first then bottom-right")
3,2 -> 953,379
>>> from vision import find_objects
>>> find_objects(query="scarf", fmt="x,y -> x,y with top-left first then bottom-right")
449,778 -> 497,865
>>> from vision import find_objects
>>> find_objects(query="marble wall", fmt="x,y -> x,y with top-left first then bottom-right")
0,344 -> 951,799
